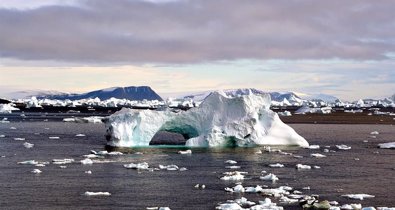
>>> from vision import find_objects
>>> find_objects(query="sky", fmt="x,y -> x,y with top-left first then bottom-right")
0,0 -> 394,100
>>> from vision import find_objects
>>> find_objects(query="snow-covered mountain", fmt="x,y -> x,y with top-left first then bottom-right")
7,90 -> 68,100
299,93 -> 339,103
40,86 -> 163,101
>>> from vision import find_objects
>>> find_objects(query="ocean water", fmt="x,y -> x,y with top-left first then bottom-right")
0,113 -> 394,209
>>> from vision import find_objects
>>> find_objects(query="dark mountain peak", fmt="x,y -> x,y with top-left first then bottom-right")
43,86 -> 162,101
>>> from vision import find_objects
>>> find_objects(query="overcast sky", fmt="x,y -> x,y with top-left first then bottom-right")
1,0 -> 394,100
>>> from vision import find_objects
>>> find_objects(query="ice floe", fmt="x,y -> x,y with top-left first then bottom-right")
23,142 -> 34,148
80,158 -> 93,165
220,171 -> 246,181
84,191 -> 111,196
269,163 -> 284,168
76,134 -> 86,137
124,162 -> 150,170
14,138 -> 25,141
31,169 -> 42,174
178,149 -> 192,154
311,153 -> 327,158
296,164 -> 311,170
336,145 -> 351,150
105,91 -> 309,147
342,194 -> 375,200
49,136 -> 60,139
378,142 -> 395,149
260,173 -> 279,182
370,131 -> 379,135
63,116 -> 104,123
52,159 -> 74,164
0,103 -> 19,113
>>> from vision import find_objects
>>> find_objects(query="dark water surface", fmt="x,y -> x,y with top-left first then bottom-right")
0,114 -> 394,209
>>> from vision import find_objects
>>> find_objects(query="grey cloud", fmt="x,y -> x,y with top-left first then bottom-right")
1,0 -> 395,63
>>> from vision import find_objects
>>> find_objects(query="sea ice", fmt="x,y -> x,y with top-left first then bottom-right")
52,159 -> 74,164
178,149 -> 192,154
80,158 -> 93,165
269,163 -> 284,168
370,131 -> 379,135
260,173 -> 279,182
0,134 -> 5,138
341,204 -> 362,210
18,160 -> 38,165
220,171 -> 246,181
105,91 -> 309,147
311,153 -> 327,158
49,136 -> 60,139
124,162 -> 150,170
84,191 -> 111,196
76,134 -> 86,137
14,138 -> 25,141
336,145 -> 351,150
307,145 -> 320,149
378,142 -> 395,149
342,194 -> 375,200
31,169 -> 42,174
296,164 -> 311,170
23,142 -> 34,148
225,160 -> 238,164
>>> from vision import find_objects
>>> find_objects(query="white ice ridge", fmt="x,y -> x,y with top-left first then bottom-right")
105,91 -> 309,147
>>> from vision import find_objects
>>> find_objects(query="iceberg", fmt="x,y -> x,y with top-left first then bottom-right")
0,103 -> 19,113
105,91 -> 309,147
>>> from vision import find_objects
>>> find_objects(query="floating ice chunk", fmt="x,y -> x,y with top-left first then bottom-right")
10,127 -> 16,130
35,164 -> 46,167
84,191 -> 111,196
0,103 -> 19,113
215,202 -> 242,210
220,171 -> 245,181
296,164 -> 311,170
80,158 -> 93,165
378,142 -> 395,149
159,164 -> 179,171
311,153 -> 327,158
158,207 -> 171,210
106,91 -> 309,147
14,138 -> 25,141
225,166 -> 241,169
255,149 -> 262,154
64,116 -> 104,123
83,154 -> 100,158
108,151 -> 123,155
225,160 -> 238,164
179,167 -> 188,171
308,145 -> 320,149
18,160 -> 38,165
124,162 -> 150,170
269,163 -> 284,168
336,145 -> 351,150
85,170 -> 92,174
279,196 -> 298,204
233,184 -> 245,193
342,194 -> 375,200
341,204 -> 362,210
370,131 -> 379,135
52,159 -> 74,164
23,142 -> 34,148
59,166 -> 67,169
76,134 -> 86,137
178,150 -> 192,154
244,185 -> 264,193
377,208 -> 395,210
49,136 -> 60,139
0,134 -> 5,138
314,166 -> 321,169
31,169 -> 42,174
362,207 -> 376,210
235,197 -> 256,206
260,173 -> 279,182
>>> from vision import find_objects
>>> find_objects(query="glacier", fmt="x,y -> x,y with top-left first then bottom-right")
105,91 -> 309,147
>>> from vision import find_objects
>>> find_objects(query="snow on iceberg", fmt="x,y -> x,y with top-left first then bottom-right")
0,103 -> 19,113
105,91 -> 309,148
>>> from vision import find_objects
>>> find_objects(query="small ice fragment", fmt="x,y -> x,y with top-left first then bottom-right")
296,164 -> 311,170
342,194 -> 375,200
201,184 -> 205,189
80,158 -> 93,165
0,134 -> 5,138
10,127 -> 16,130
158,207 -> 171,210
14,138 -> 25,141
49,136 -> 60,139
303,186 -> 311,190
255,150 -> 262,154
269,163 -> 284,168
225,160 -> 237,164
59,166 -> 67,169
308,145 -> 320,149
52,159 -> 74,164
362,207 -> 376,210
179,167 -> 188,171
178,149 -> 192,154
194,184 -> 199,188
23,142 -> 34,148
311,153 -> 326,158
84,191 -> 111,196
18,160 -> 38,165
225,165 -> 241,169
260,173 -> 279,182
313,166 -> 321,169
146,207 -> 159,210
76,134 -> 86,137
35,164 -> 46,167
83,154 -> 99,158
336,145 -> 351,150
220,171 -> 245,181
124,162 -> 149,170
370,131 -> 379,135
108,151 -> 123,155
233,184 -> 245,193
341,204 -> 362,210
363,140 -> 369,142
85,170 -> 92,174
31,169 -> 42,174
293,155 -> 304,158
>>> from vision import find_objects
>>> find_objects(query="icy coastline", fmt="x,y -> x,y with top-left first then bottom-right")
105,91 -> 309,148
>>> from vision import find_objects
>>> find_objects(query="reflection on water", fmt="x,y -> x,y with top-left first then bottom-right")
0,118 -> 394,209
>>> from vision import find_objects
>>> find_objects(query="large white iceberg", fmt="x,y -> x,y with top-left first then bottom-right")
0,103 -> 19,113
105,91 -> 309,147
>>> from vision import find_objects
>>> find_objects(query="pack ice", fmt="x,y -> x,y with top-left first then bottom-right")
105,91 -> 309,147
